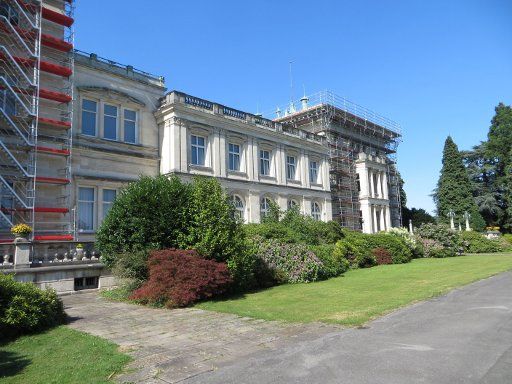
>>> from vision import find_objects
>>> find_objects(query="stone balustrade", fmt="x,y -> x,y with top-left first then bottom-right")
0,241 -> 101,269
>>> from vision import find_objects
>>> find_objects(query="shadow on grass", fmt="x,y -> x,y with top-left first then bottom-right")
0,350 -> 31,378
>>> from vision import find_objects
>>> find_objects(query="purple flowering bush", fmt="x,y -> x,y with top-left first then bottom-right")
253,239 -> 325,284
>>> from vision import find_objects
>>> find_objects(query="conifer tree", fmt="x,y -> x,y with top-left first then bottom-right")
434,136 -> 485,230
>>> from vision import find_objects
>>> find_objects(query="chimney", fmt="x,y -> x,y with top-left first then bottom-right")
300,94 -> 309,110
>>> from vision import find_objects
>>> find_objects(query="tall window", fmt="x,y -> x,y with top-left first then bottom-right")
78,187 -> 95,231
191,135 -> 206,166
124,109 -> 137,144
311,202 -> 321,221
1,181 -> 14,228
231,195 -> 244,221
309,161 -> 318,184
260,197 -> 272,218
260,150 -> 270,176
287,199 -> 298,210
81,99 -> 97,136
103,104 -> 118,140
228,143 -> 240,171
102,189 -> 116,220
286,155 -> 296,180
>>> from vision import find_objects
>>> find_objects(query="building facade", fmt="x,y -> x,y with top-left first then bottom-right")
0,2 -> 402,244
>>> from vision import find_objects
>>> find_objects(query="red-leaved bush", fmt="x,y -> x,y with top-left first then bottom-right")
130,249 -> 232,307
372,247 -> 393,265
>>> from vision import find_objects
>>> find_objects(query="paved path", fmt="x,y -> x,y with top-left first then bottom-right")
62,293 -> 338,383
63,272 -> 512,384
186,272 -> 512,384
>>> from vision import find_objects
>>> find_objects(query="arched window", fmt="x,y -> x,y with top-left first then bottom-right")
231,195 -> 245,221
287,199 -> 298,210
311,202 -> 321,221
260,197 -> 272,218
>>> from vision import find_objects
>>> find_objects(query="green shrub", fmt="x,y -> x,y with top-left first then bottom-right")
333,231 -> 412,268
185,177 -> 247,263
310,244 -> 349,278
503,234 -> 512,245
333,232 -> 375,268
0,275 -> 65,339
387,227 -> 424,258
429,247 -> 457,258
97,176 -> 253,291
253,239 -> 325,284
416,223 -> 461,253
97,175 -> 192,268
366,233 -> 413,264
461,231 -> 503,253
245,206 -> 345,246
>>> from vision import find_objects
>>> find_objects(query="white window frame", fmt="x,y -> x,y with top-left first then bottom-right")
123,108 -> 138,144
260,197 -> 272,218
260,150 -> 271,176
81,98 -> 97,137
231,195 -> 245,221
190,134 -> 206,166
309,160 -> 318,184
103,103 -> 118,141
228,143 -> 241,172
311,201 -> 321,221
102,189 -> 117,221
286,155 -> 296,180
78,187 -> 95,232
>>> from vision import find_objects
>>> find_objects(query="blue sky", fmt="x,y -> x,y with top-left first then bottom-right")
74,0 -> 512,213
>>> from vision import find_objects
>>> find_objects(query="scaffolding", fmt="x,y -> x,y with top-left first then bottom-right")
274,90 -> 403,230
0,0 -> 74,242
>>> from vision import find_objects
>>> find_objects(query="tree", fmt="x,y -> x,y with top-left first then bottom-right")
402,207 -> 436,226
433,136 -> 485,231
463,103 -> 512,232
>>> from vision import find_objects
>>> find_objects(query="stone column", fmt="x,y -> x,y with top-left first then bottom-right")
369,169 -> 375,198
380,206 -> 386,231
372,204 -> 378,233
14,239 -> 31,267
382,172 -> 389,200
219,130 -> 227,177
375,171 -> 382,198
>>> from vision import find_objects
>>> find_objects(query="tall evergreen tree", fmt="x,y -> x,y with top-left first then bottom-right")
434,136 -> 485,230
464,103 -> 512,231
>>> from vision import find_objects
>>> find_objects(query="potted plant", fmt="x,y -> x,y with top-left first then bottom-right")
76,243 -> 84,259
11,224 -> 32,242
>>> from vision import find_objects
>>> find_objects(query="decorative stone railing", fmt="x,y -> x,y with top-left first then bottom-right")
0,241 -> 101,269
167,91 -> 327,145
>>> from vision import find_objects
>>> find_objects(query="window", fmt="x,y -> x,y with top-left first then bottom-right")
228,143 -> 240,171
260,150 -> 270,176
78,187 -> 95,231
81,99 -> 97,136
356,173 -> 361,192
309,161 -> 318,184
231,195 -> 245,221
287,199 -> 298,211
286,156 -> 296,180
102,189 -> 116,220
1,181 -> 14,228
260,197 -> 272,218
311,202 -> 321,221
124,109 -> 137,144
191,135 -> 206,166
103,104 -> 118,140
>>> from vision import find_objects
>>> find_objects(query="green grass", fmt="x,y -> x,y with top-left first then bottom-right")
0,326 -> 131,384
197,253 -> 512,326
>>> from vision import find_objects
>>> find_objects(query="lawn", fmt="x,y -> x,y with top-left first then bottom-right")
0,326 -> 131,384
197,253 -> 512,326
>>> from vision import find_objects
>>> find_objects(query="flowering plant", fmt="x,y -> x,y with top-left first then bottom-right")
11,224 -> 32,237
76,243 -> 84,249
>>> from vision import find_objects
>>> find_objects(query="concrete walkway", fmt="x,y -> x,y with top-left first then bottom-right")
63,272 -> 512,384
186,272 -> 512,384
62,293 -> 338,383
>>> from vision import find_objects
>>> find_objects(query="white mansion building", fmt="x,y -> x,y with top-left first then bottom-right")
0,2 -> 401,243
